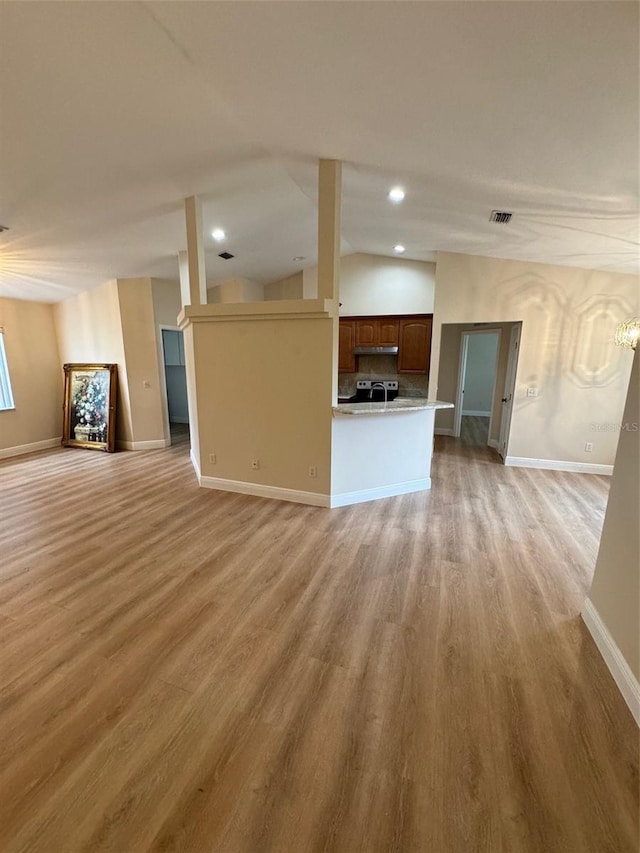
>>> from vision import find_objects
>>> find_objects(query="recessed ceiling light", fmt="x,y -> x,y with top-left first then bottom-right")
212,228 -> 226,241
393,244 -> 406,254
388,187 -> 405,203
293,256 -> 305,262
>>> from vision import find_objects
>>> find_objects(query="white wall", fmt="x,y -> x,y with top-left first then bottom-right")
267,253 -> 435,314
338,253 -> 435,316
431,252 -> 638,466
463,332 -> 500,415
331,409 -> 434,505
587,349 -> 639,684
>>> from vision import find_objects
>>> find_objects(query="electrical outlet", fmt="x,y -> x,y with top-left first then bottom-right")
251,458 -> 260,470
308,465 -> 317,478
584,442 -> 593,453
527,387 -> 538,397
143,380 -> 151,389
209,453 -> 216,465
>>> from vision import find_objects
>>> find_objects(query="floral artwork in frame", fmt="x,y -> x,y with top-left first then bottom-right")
62,364 -> 117,452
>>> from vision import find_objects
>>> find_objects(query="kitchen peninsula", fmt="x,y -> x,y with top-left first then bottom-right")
330,398 -> 454,507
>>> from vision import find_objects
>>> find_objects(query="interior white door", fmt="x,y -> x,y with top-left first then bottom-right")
498,324 -> 521,459
453,333 -> 470,437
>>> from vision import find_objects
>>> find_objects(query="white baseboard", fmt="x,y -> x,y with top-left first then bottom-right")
199,475 -> 330,507
461,410 -> 491,417
505,456 -> 613,475
0,437 -> 61,460
582,599 -> 640,726
435,428 -> 454,437
330,477 -> 431,508
488,438 -> 500,450
190,449 -> 201,482
117,438 -> 170,451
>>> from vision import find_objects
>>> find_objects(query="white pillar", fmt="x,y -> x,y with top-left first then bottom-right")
316,159 -> 342,302
177,251 -> 190,308
184,196 -> 207,306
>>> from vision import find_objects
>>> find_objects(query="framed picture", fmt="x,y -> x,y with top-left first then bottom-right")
62,364 -> 117,452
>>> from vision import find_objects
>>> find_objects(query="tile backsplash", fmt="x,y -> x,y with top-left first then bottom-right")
338,355 -> 429,398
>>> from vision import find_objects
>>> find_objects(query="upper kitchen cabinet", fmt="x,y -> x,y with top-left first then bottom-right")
397,317 -> 432,374
355,317 -> 399,347
338,320 -> 356,373
339,314 -> 432,375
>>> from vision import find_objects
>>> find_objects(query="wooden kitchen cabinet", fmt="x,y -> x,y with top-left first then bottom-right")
338,320 -> 356,373
339,314 -> 432,375
355,317 -> 399,347
355,319 -> 376,346
397,317 -> 432,374
378,318 -> 399,346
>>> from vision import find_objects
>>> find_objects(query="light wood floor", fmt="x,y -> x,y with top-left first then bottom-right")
0,435 -> 637,852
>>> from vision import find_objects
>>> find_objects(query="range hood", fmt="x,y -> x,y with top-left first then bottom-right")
354,345 -> 399,356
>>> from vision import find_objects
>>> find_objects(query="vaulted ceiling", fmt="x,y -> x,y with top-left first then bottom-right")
1,1 -> 638,302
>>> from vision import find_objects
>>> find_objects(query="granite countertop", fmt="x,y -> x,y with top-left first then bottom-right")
333,397 -> 454,416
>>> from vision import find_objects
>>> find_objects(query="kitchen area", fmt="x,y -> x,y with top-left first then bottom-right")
174,217 -> 459,506
177,165 -> 454,508
331,311 -> 453,507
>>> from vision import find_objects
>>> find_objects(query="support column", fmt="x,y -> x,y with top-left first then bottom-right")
316,159 -> 342,302
177,251 -> 190,308
184,195 -> 208,306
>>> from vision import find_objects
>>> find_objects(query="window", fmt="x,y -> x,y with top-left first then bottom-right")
0,329 -> 15,410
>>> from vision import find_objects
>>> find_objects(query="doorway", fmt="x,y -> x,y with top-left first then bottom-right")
435,321 -> 522,460
160,327 -> 189,444
454,330 -> 501,445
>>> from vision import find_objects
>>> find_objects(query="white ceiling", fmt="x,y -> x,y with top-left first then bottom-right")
0,1 -> 638,303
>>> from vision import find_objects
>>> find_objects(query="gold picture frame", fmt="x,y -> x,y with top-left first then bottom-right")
61,363 -> 117,452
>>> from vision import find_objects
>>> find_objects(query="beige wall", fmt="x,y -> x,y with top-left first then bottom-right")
264,272 -> 304,301
55,278 -> 168,447
189,315 -> 333,494
117,278 -> 166,444
431,252 -> 639,465
436,322 -> 515,440
54,280 -> 133,444
151,278 -> 182,327
151,278 -> 183,444
588,348 -> 639,680
208,277 -> 264,304
0,298 -> 62,452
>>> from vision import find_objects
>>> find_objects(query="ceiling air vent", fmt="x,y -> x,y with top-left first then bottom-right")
218,251 -> 234,260
490,210 -> 512,224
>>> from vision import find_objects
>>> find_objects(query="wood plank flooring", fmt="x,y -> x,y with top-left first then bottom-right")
0,434 -> 637,852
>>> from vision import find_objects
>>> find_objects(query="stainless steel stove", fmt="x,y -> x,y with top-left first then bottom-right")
343,379 -> 399,403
